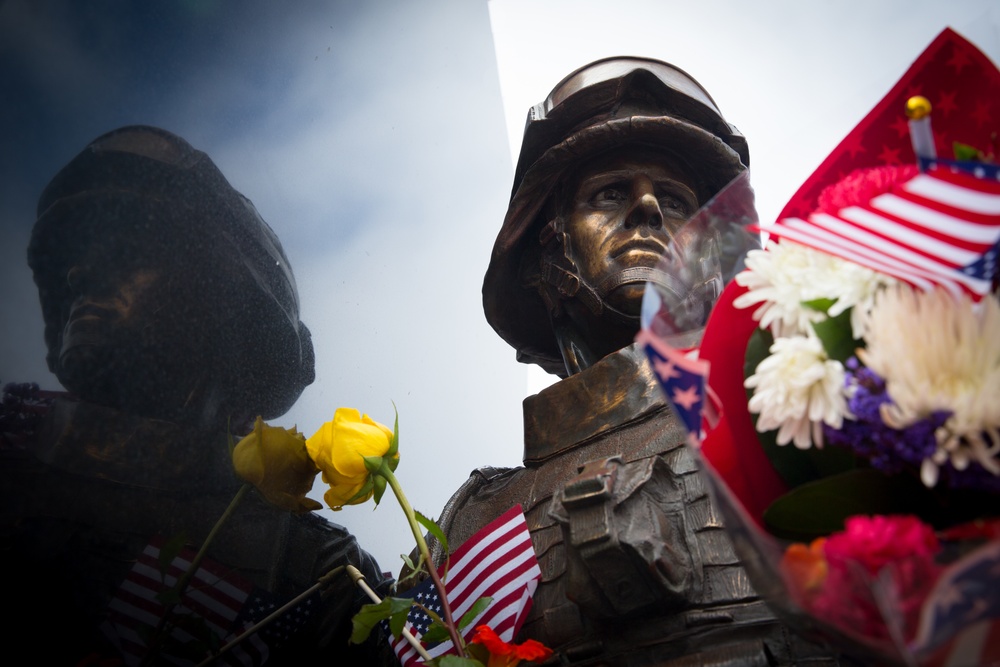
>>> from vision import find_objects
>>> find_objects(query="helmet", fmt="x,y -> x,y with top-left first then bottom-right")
483,57 -> 750,376
28,126 -> 315,419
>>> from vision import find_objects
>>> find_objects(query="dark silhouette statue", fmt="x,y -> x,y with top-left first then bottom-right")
1,126 -> 386,666
430,59 -> 853,666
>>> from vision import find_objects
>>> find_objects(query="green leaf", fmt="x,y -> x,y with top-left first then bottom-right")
466,643 -> 491,665
421,622 -> 450,644
753,416 -> 858,489
400,552 -> 417,572
810,307 -> 862,363
389,602 -> 414,639
415,510 -> 448,555
456,597 -> 492,630
158,532 -> 187,579
954,141 -> 981,161
416,603 -> 451,644
763,468 -> 940,540
800,297 -> 836,313
350,597 -> 413,644
743,326 -> 773,380
372,474 -> 388,506
436,656 -> 484,667
423,606 -> 445,629
397,553 -> 426,585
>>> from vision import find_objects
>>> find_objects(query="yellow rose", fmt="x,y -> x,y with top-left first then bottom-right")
232,416 -> 322,513
306,407 -> 397,510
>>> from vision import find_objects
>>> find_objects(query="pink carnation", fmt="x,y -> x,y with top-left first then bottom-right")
824,515 -> 940,574
807,515 -> 942,642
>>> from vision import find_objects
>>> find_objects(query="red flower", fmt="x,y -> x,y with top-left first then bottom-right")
470,625 -> 553,667
823,514 -> 939,575
808,515 -> 942,641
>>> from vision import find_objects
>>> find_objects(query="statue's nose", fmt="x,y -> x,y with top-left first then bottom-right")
625,187 -> 663,230
65,263 -> 107,295
66,264 -> 88,291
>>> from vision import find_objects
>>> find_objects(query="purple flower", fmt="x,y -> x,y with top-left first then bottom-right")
822,359 -> 999,492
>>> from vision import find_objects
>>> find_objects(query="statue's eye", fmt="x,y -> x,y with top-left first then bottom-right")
592,187 -> 627,206
659,194 -> 692,217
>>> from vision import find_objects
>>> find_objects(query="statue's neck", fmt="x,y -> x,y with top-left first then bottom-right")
551,305 -> 639,376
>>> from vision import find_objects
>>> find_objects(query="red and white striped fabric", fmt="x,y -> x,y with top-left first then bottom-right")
762,166 -> 1000,301
102,536 -> 269,666
390,504 -> 541,667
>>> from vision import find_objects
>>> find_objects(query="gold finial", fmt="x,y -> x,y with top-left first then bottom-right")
906,95 -> 932,120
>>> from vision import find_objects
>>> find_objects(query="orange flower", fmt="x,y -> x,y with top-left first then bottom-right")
470,625 -> 553,667
781,537 -> 828,593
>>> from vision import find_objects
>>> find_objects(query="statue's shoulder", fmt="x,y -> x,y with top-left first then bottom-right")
0,382 -> 64,455
443,465 -> 523,515
425,465 -> 527,563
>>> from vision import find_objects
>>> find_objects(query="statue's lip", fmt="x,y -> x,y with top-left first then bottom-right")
66,302 -> 115,324
612,237 -> 670,260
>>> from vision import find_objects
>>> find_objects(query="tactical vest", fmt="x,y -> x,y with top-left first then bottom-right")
433,345 -> 852,667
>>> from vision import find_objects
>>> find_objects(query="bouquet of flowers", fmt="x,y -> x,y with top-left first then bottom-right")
639,27 -> 1000,667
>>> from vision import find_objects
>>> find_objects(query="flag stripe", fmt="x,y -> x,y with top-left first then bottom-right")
451,550 -> 537,622
770,218 -> 948,293
122,561 -> 241,633
808,212 -> 989,292
767,215 -> 986,297
102,538 -> 265,666
869,195 -> 1000,247
388,505 -> 541,667
906,171 -> 1000,212
764,168 -> 1000,300
844,204 -> 982,262
446,515 -> 524,579
447,523 -> 533,601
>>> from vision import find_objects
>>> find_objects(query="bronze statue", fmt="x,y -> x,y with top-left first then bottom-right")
1,126 -> 387,665
432,59 -> 851,666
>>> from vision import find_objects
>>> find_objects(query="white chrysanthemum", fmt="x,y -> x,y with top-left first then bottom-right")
745,334 -> 850,450
734,240 -> 893,338
859,285 -> 1000,487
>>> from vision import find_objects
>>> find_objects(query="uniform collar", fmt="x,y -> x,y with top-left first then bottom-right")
523,343 -> 665,465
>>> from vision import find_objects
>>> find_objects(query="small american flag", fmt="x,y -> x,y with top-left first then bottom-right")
387,505 -> 540,667
763,166 -> 1000,301
913,539 -> 1000,666
636,329 -> 715,447
101,536 -> 308,666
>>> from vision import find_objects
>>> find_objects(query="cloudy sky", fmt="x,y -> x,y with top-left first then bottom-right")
1,0 -> 998,572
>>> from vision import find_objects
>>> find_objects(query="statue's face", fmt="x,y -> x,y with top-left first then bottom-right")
53,232 -> 218,418
563,147 -> 700,316
59,263 -> 165,374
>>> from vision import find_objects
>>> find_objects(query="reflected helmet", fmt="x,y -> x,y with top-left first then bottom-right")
29,126 -> 315,419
